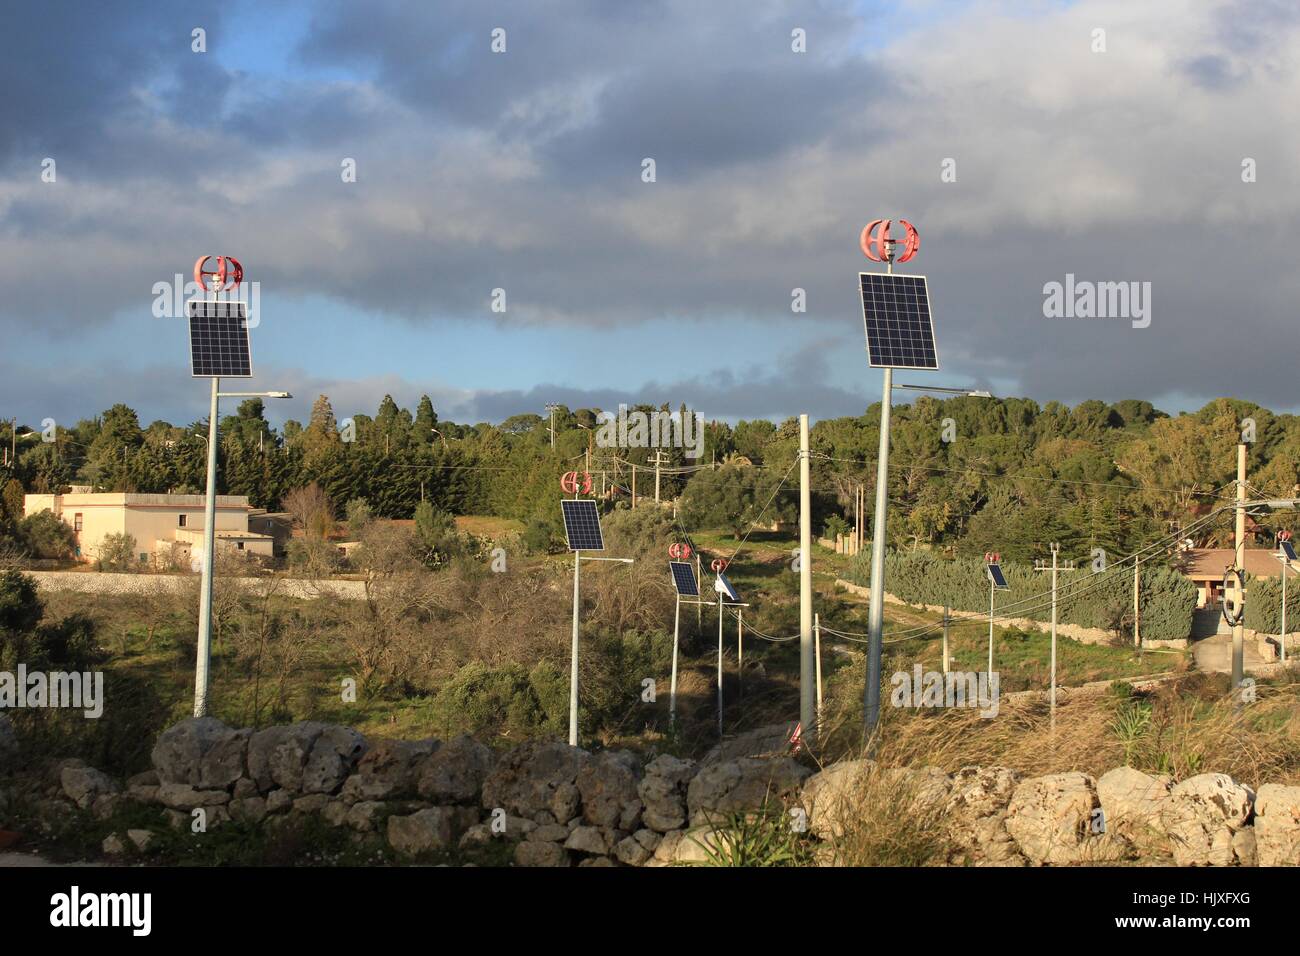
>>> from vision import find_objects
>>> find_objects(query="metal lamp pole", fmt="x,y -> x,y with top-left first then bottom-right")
568,552 -> 634,746
192,388 -> 290,718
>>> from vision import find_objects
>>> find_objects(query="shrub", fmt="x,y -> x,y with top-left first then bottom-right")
96,532 -> 139,572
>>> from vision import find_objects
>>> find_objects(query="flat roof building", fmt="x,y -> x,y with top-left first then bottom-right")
23,492 -> 273,566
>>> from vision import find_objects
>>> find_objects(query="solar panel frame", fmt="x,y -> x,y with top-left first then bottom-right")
715,570 -> 740,603
858,272 -> 939,370
1281,541 -> 1298,562
987,563 -> 1010,591
669,561 -> 699,596
561,499 -> 604,551
188,299 -> 253,378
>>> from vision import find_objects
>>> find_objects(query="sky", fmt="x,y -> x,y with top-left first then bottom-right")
2,0 -> 1298,431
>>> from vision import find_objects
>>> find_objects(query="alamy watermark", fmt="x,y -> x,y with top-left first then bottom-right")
0,665 -> 104,718
595,404 -> 705,459
890,665 -> 999,718
1042,274 -> 1151,329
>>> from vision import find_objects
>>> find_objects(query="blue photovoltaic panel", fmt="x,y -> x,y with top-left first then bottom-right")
561,499 -> 604,551
669,561 -> 699,596
715,571 -> 740,602
859,273 -> 938,370
987,563 -> 1010,590
1282,541 -> 1298,562
188,299 -> 252,377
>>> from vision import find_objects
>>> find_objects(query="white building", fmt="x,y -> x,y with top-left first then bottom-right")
23,492 -> 274,565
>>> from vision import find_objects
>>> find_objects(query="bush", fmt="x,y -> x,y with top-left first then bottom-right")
96,532 -> 139,572
18,510 -> 76,560
428,661 -> 563,738
852,551 -> 1196,641
1243,573 -> 1300,635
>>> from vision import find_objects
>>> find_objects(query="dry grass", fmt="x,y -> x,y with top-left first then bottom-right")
816,664 -> 1300,787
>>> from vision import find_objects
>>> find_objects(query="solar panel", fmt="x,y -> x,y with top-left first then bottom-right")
669,561 -> 699,596
188,299 -> 252,377
561,499 -> 604,551
1282,541 -> 1298,562
715,571 -> 740,602
859,272 -> 938,370
987,563 -> 1010,590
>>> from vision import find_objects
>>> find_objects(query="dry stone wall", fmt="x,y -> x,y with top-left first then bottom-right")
3,715 -> 1298,866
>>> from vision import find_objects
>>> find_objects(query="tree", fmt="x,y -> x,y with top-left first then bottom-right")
18,510 -> 76,559
283,482 -> 334,539
680,463 -> 795,539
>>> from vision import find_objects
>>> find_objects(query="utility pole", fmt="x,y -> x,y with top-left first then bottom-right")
1133,562 -> 1141,648
545,403 -> 560,450
799,413 -> 815,745
1232,442 -> 1247,692
814,612 -> 823,734
1035,544 -> 1073,728
941,605 -> 951,675
631,465 -> 637,509
651,450 -> 668,503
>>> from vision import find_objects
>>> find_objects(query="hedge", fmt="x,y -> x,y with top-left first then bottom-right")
1242,574 -> 1300,635
848,551 -> 1198,642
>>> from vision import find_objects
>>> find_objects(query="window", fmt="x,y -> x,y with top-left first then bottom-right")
73,513 -> 83,532
236,541 -> 245,551
178,514 -> 187,527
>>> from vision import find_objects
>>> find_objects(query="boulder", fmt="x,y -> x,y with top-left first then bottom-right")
1159,773 -> 1254,866
1232,827 -> 1258,867
699,723 -> 799,766
1004,772 -> 1099,865
126,829 -> 155,852
151,717 -> 248,789
345,801 -> 387,832
1096,766 -> 1172,849
514,840 -> 569,867
265,789 -> 293,814
638,755 -> 696,832
229,796 -> 268,824
156,782 -> 230,811
529,823 -> 571,843
945,766 -> 1023,864
564,825 -> 610,856
800,759 -> 873,840
61,765 -> 119,809
417,735 -> 494,804
387,807 -> 460,856
614,834 -> 653,866
321,799 -> 350,827
481,741 -> 589,821
102,834 -> 126,856
577,750 -> 642,830
247,723 -> 329,794
292,793 -> 331,815
1253,784 -> 1300,866
686,757 -> 810,826
301,726 -> 367,795
341,738 -> 439,802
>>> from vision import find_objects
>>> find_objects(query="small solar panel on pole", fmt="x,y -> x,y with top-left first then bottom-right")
858,220 -> 939,748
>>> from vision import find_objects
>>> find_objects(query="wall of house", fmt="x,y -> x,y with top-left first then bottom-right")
24,493 -> 251,562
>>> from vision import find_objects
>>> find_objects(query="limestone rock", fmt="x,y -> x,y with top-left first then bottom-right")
151,717 -> 248,789
102,833 -> 126,856
1004,772 -> 1099,865
514,840 -> 568,867
614,834 -> 652,866
1096,766 -> 1172,850
577,750 -> 642,830
686,757 -> 810,826
801,759 -> 873,840
564,825 -> 609,856
529,823 -> 570,843
247,722 -> 329,794
481,741 -> 589,821
127,829 -> 155,852
341,738 -> 439,802
229,796 -> 268,824
301,726 -> 367,795
1232,827 -> 1258,867
61,765 -> 119,809
156,782 -> 230,810
638,755 -> 696,832
1253,783 -> 1300,866
387,807 -> 456,855
345,801 -> 386,832
699,723 -> 799,766
417,735 -> 494,805
945,766 -> 1022,864
1159,773 -> 1254,866
265,789 -> 293,814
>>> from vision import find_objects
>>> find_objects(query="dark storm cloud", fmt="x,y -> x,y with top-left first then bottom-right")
3,0 -> 1300,421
